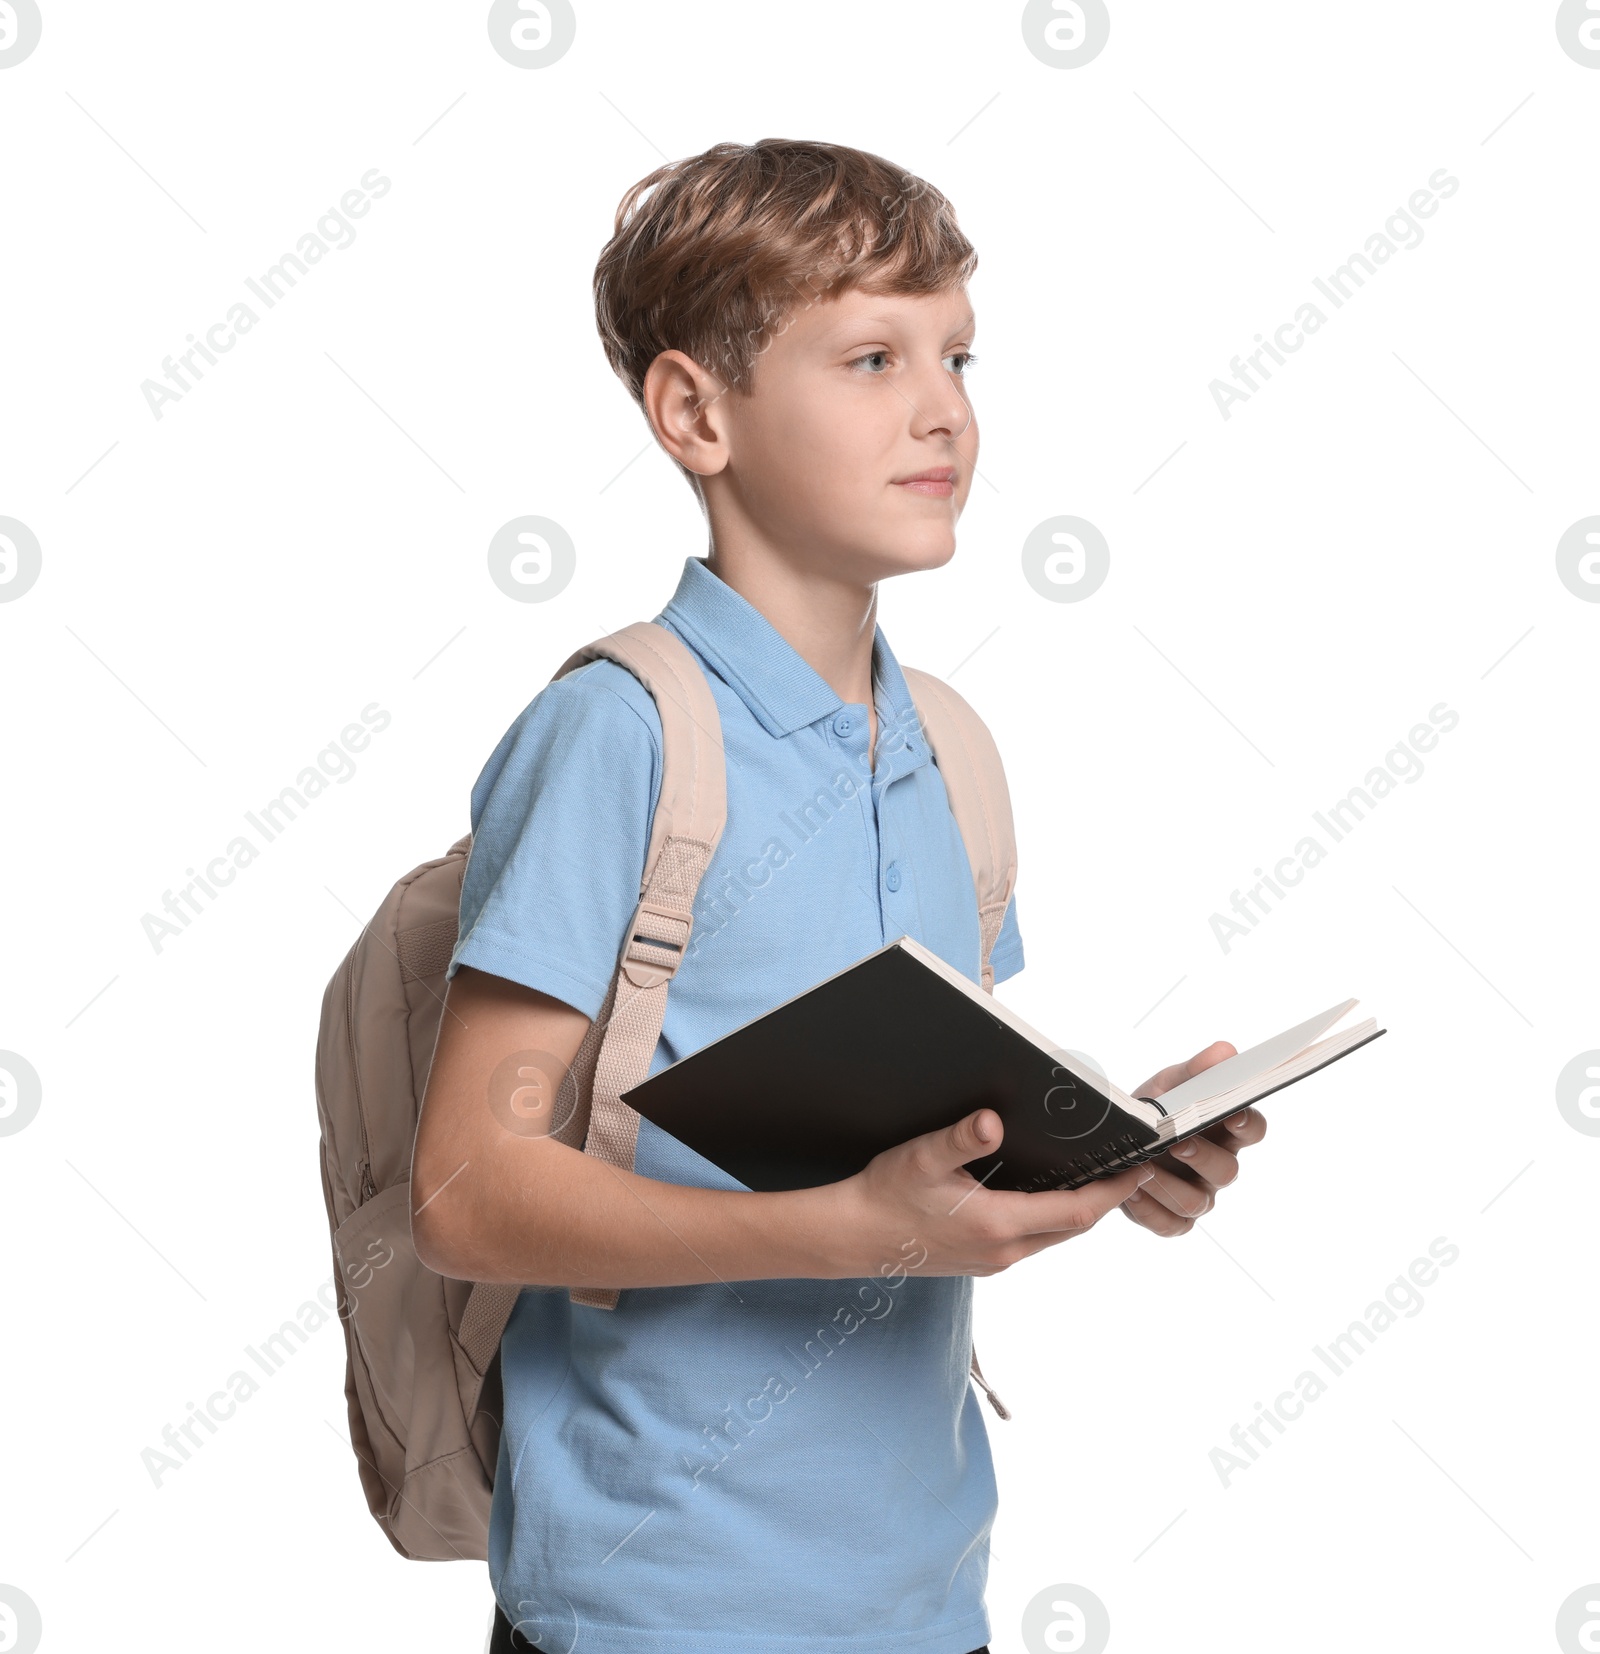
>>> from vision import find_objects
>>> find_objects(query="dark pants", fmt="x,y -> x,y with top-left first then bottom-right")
490,1602 -> 987,1653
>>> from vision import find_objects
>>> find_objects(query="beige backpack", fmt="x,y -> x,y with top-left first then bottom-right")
313,622 -> 1019,1561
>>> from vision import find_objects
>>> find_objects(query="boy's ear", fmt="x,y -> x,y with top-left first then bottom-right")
642,349 -> 732,477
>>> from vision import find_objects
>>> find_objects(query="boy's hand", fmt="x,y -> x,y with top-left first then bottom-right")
1121,1040 -> 1268,1237
835,1109 -> 1156,1278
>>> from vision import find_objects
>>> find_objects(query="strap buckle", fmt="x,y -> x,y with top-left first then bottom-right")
621,896 -> 695,987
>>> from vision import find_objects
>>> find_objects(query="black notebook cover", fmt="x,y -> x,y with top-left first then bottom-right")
625,943 -> 1127,1193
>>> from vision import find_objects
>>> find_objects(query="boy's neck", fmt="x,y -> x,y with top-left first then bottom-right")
703,544 -> 880,726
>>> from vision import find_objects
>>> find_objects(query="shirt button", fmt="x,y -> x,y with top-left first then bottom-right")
833,711 -> 854,737
885,864 -> 902,893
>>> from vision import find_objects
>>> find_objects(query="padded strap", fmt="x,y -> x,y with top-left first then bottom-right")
903,668 -> 1019,1421
553,624 -> 727,1312
459,1280 -> 522,1376
900,668 -> 1019,994
556,622 -> 727,867
567,834 -> 716,1310
455,625 -> 724,1352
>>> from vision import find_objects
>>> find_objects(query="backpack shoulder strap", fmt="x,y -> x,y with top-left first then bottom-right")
562,622 -> 728,1313
462,622 -> 727,1334
557,621 -> 728,888
900,667 -> 1018,994
901,666 -> 1020,1422
463,621 -> 724,1329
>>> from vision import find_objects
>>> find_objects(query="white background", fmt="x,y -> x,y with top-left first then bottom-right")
2,3 -> 1596,1650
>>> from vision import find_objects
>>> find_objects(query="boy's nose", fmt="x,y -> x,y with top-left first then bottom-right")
908,373 -> 975,444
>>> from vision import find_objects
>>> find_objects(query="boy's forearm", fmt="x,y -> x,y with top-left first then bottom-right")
412,971 -> 882,1290
416,1133 -> 858,1289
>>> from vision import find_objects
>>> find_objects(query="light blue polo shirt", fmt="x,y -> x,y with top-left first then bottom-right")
450,554 -> 1024,1654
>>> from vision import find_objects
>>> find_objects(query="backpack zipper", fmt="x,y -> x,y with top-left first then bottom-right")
345,961 -> 378,1206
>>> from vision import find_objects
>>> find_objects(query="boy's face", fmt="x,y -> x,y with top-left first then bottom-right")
709,282 -> 978,586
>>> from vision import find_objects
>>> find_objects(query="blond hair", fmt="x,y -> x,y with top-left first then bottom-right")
593,138 -> 977,406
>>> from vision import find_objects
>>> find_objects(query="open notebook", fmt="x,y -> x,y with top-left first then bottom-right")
623,934 -> 1387,1193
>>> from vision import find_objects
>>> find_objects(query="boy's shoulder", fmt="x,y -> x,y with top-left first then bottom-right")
512,655 -> 665,748
470,656 -> 667,825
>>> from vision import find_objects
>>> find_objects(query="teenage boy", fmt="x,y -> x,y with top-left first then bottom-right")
413,139 -> 1264,1654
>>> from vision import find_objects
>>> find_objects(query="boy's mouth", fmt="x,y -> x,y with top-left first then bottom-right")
892,467 -> 958,498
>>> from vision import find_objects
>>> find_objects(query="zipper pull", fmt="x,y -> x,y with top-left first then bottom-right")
359,1161 -> 376,1202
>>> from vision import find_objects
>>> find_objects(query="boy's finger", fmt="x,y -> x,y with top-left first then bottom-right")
1165,1135 -> 1240,1188
1008,1164 -> 1155,1236
1137,1161 -> 1217,1221
1132,1062 -> 1186,1100
1120,1191 -> 1194,1236
1135,1040 -> 1240,1101
1197,1109 -> 1267,1153
920,1107 -> 1004,1176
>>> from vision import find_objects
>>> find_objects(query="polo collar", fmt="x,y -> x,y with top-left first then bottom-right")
656,556 -> 931,771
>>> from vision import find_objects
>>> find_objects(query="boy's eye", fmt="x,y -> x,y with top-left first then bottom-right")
847,350 -> 979,376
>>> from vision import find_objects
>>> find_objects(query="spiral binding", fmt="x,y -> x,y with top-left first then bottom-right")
1068,1132 -> 1162,1183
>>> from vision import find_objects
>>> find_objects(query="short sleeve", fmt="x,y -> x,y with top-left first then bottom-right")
989,890 -> 1024,984
449,663 -> 663,1021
